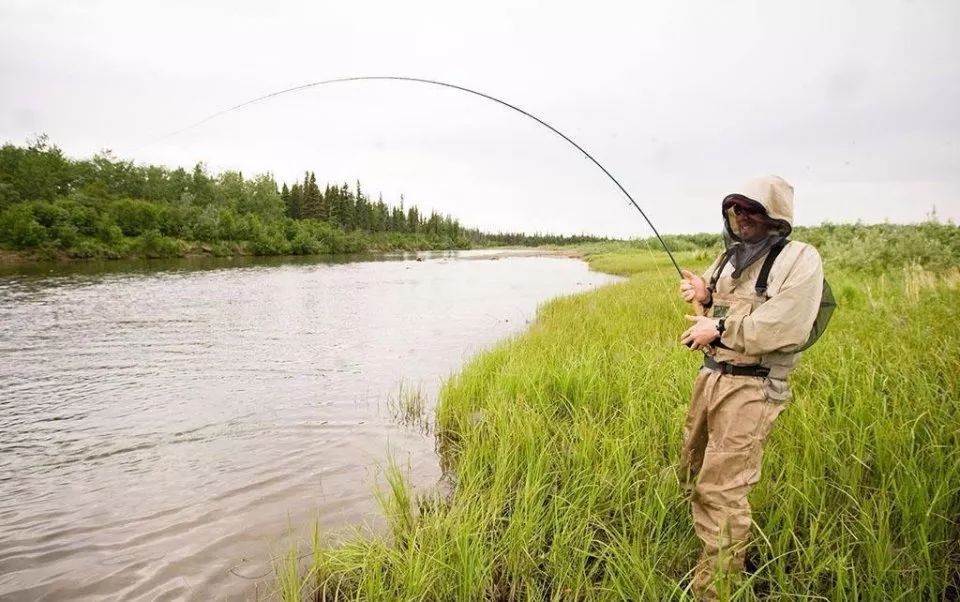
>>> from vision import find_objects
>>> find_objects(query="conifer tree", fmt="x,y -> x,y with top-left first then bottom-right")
355,181 -> 371,230
326,184 -> 339,226
339,183 -> 354,230
302,172 -> 322,219
373,195 -> 387,232
280,182 -> 290,216
407,206 -> 419,233
288,182 -> 303,219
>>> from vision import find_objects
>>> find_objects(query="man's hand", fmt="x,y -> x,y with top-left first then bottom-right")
681,315 -> 720,351
680,269 -> 709,304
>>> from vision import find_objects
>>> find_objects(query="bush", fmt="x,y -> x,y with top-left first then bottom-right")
94,217 -> 123,244
110,198 -> 162,236
217,208 -> 240,240
49,223 -> 80,248
61,200 -> 98,235
30,201 -> 70,228
135,229 -> 185,258
0,204 -> 48,247
0,182 -> 21,210
804,222 -> 960,272
187,206 -> 219,240
250,231 -> 289,256
209,241 -> 235,257
288,231 -> 326,255
157,205 -> 189,238
67,238 -> 121,259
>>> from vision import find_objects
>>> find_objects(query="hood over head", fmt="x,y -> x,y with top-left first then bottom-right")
721,175 -> 794,242
720,176 -> 794,278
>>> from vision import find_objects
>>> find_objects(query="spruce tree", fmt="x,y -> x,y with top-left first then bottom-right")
302,172 -> 322,219
288,182 -> 303,219
281,182 -> 291,217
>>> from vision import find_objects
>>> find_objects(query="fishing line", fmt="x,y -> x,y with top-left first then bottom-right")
150,75 -> 684,277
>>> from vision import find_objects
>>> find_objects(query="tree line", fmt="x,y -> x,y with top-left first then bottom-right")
0,137 -> 608,260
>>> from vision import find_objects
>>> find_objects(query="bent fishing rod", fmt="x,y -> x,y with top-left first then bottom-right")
154,75 -> 683,277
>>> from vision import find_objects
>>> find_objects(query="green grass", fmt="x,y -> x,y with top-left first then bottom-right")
271,245 -> 960,601
388,382 -> 431,434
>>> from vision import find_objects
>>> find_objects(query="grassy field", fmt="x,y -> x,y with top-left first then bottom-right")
274,231 -> 960,600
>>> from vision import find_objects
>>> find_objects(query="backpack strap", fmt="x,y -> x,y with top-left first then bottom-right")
707,251 -> 730,295
755,239 -> 789,297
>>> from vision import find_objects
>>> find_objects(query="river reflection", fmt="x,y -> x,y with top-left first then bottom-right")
0,250 -> 620,600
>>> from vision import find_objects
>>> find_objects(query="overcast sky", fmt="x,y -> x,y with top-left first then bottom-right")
1,0 -> 958,237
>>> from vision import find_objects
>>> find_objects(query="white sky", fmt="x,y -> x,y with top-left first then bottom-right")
1,0 -> 958,237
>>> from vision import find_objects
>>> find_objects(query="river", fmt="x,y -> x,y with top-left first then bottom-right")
0,250 -> 620,601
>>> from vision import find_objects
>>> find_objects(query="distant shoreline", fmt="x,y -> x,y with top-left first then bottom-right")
0,245 -> 584,269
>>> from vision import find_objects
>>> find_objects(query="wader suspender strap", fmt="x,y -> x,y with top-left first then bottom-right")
704,254 -> 730,348
707,252 -> 730,297
755,239 -> 789,297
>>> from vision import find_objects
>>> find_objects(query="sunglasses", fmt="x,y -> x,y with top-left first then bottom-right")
730,205 -> 761,217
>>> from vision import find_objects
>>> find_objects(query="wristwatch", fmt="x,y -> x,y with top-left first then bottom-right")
716,317 -> 726,339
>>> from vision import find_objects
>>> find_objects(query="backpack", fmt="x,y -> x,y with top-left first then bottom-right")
710,239 -> 836,352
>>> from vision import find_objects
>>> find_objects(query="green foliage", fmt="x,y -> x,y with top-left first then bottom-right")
209,241 -> 235,257
49,223 -> 80,248
95,218 -> 123,245
30,200 -> 71,229
67,238 -> 123,259
0,204 -> 48,247
794,221 -> 960,272
109,198 -> 162,236
188,205 -> 221,241
134,229 -> 185,258
2,138 -> 602,260
0,135 -> 72,203
250,228 -> 291,256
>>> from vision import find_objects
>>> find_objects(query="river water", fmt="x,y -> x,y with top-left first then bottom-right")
0,250 -> 620,601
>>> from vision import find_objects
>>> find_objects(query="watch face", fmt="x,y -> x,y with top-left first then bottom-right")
713,304 -> 730,318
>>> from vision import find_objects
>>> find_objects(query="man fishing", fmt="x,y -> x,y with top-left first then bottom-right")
677,175 -> 824,600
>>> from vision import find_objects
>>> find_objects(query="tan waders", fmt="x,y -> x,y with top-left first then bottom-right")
681,274 -> 794,600
680,367 -> 787,600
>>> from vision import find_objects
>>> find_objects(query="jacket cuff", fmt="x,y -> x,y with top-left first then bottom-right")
719,314 -> 743,352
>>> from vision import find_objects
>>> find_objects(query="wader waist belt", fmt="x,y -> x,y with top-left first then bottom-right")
703,356 -> 770,378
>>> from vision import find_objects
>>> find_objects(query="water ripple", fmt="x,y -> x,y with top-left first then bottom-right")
0,253 -> 621,600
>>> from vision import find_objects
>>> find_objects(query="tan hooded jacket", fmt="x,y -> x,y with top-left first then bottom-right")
703,176 -> 824,386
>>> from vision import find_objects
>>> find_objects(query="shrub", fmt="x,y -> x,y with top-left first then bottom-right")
30,201 -> 70,228
187,206 -> 219,241
135,229 -> 184,258
209,241 -> 235,257
94,217 -> 123,244
67,238 -> 113,259
250,231 -> 289,256
288,231 -> 326,255
157,205 -> 189,238
49,223 -> 80,248
0,204 -> 48,247
110,198 -> 162,236
62,200 -> 98,236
